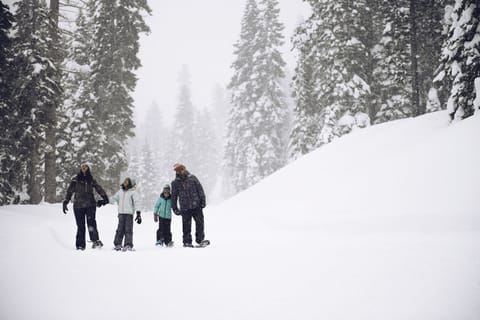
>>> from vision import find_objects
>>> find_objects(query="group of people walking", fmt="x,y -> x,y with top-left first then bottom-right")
62,162 -> 207,251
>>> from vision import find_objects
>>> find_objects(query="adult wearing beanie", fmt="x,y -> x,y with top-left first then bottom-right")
171,163 -> 208,247
63,162 -> 109,250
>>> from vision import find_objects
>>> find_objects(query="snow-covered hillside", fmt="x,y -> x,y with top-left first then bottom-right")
1,111 -> 479,320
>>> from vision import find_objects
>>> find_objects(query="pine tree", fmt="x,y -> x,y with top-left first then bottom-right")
251,0 -> 288,178
136,141 -> 158,211
194,109 -> 220,197
297,1 -> 371,146
172,65 -> 197,169
441,0 -> 480,119
289,30 -> 321,159
89,0 -> 151,194
44,0 -> 62,203
225,0 -> 261,192
417,0 -> 449,113
373,0 -> 414,123
57,7 -> 95,194
0,2 -> 16,204
9,0 -> 59,203
225,0 -> 288,192
143,101 -> 168,146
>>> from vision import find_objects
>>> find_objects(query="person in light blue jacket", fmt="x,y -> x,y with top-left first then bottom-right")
110,177 -> 141,251
153,184 -> 173,247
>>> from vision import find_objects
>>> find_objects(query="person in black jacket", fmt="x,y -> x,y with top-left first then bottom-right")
63,163 -> 109,250
171,163 -> 207,247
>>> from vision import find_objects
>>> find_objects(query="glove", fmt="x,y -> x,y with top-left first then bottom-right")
135,211 -> 142,224
96,199 -> 108,207
201,202 -> 206,209
62,200 -> 68,214
173,208 -> 180,216
154,215 -> 158,222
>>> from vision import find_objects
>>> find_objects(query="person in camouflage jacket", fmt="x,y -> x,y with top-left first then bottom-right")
171,163 -> 206,247
63,163 -> 109,250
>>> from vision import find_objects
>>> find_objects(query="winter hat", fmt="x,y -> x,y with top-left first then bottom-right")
81,162 -> 92,169
173,163 -> 186,173
163,184 -> 171,193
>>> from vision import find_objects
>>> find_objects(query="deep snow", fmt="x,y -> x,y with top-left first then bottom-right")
1,111 -> 479,320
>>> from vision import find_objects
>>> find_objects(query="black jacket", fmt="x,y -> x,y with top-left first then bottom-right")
65,171 -> 108,208
171,171 -> 206,212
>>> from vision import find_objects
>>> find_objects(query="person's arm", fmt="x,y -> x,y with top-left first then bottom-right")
194,176 -> 206,208
132,191 -> 142,224
65,178 -> 76,202
171,181 -> 180,214
131,191 -> 137,213
153,198 -> 161,215
63,178 -> 76,214
92,179 -> 108,202
110,190 -> 120,204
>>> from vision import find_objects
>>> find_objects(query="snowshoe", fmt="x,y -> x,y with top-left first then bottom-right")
114,245 -> 122,251
92,240 -> 103,249
76,246 -> 85,250
156,240 -> 164,246
166,241 -> 174,247
195,240 -> 210,248
122,245 -> 134,252
183,243 -> 194,248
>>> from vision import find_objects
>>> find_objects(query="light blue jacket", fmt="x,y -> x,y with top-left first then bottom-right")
111,188 -> 137,214
153,195 -> 172,219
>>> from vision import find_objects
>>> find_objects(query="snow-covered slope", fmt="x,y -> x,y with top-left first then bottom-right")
1,111 -> 479,320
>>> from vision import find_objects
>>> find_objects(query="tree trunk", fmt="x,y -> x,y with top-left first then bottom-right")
410,0 -> 423,116
29,140 -> 42,204
44,0 -> 59,203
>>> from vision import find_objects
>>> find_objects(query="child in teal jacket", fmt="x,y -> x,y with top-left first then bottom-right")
153,184 -> 173,246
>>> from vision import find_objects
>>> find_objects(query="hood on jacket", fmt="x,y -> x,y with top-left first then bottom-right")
121,177 -> 134,190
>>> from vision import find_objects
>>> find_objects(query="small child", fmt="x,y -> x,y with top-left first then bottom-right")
153,184 -> 173,247
110,177 -> 142,251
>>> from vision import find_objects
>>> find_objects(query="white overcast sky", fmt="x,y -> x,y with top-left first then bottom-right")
133,0 -> 311,126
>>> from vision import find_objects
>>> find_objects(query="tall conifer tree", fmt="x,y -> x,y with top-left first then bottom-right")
0,2 -> 16,204
441,0 -> 480,119
89,0 -> 151,193
173,65 -> 197,169
226,0 -> 288,192
225,0 -> 261,192
10,0 -> 58,203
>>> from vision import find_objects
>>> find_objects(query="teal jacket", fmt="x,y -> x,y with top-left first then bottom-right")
153,194 -> 172,219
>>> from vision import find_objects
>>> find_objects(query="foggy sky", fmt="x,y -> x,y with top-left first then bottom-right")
132,0 -> 311,127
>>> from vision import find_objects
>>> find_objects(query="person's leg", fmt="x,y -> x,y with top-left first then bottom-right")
114,215 -> 126,247
160,217 -> 172,244
85,206 -> 99,242
74,207 -> 86,248
192,208 -> 205,244
164,218 -> 172,244
182,211 -> 193,245
157,217 -> 166,244
124,215 -> 134,247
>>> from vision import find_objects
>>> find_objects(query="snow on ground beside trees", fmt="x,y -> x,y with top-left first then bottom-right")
1,110 -> 479,320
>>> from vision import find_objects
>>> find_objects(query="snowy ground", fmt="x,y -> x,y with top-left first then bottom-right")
1,111 -> 479,320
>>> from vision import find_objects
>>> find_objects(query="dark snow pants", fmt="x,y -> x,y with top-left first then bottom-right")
156,217 -> 172,244
114,214 -> 134,247
74,206 -> 99,248
182,208 -> 204,245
